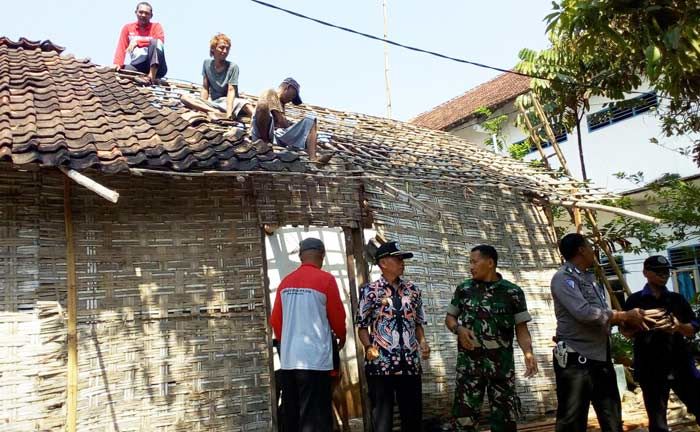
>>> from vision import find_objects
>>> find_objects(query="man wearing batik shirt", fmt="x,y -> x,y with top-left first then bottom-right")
445,244 -> 538,432
356,241 -> 429,432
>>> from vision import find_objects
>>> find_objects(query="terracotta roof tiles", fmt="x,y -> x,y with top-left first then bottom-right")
0,37 -> 304,173
1,37 -> 616,202
411,72 -> 531,131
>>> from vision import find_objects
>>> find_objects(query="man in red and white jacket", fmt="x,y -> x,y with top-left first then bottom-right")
270,237 -> 346,432
113,2 -> 167,83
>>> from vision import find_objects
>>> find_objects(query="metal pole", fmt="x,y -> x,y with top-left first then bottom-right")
382,0 -> 392,118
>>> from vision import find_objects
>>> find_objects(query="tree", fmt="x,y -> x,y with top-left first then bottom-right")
473,107 -> 509,151
512,1 -> 700,258
597,174 -> 700,255
515,17 -> 647,180
547,0 -> 700,165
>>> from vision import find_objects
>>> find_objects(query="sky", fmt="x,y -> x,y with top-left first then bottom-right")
1,0 -> 554,121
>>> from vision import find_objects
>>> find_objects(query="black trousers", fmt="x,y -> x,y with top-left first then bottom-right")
640,373 -> 700,432
553,356 -> 622,432
367,375 -> 422,432
124,38 -> 168,78
280,370 -> 332,432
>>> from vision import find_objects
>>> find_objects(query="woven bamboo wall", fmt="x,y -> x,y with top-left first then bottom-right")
68,173 -> 272,432
0,168 -> 40,311
0,301 -> 66,431
0,167 -> 67,311
252,175 -> 363,228
365,181 -> 560,420
0,166 -> 364,431
1,164 -> 562,429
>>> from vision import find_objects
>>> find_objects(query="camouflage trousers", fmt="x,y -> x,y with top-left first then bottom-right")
452,371 -> 520,432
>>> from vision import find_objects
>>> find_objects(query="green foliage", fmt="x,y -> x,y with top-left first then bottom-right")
613,171 -> 645,185
611,332 -> 633,367
513,30 -> 623,178
595,175 -> 700,254
547,0 -> 700,165
474,107 -> 509,151
649,177 -> 700,238
508,139 -> 532,160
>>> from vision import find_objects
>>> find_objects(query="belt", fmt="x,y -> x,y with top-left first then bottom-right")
564,351 -> 610,367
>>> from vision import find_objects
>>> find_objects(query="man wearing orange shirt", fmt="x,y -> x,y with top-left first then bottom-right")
270,238 -> 346,432
113,2 -> 167,83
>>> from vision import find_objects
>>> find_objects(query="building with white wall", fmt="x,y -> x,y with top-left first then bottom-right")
412,73 -> 700,298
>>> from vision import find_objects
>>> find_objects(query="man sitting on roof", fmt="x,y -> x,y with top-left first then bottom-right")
252,78 -> 331,164
180,33 -> 254,120
113,2 -> 167,84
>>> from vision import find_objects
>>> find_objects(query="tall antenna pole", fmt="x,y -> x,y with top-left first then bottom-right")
382,0 -> 392,118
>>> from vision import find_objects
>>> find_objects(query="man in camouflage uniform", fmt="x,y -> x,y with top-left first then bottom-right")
445,245 -> 538,432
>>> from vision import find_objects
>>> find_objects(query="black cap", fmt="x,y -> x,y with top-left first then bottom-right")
282,77 -> 302,105
644,255 -> 676,271
374,241 -> 413,263
299,238 -> 325,253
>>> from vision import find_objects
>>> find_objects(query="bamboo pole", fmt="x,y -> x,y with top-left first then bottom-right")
549,199 -> 663,224
591,260 -> 622,311
259,227 -> 279,430
531,96 -> 570,175
59,167 -> 119,203
516,104 -> 552,170
584,209 -> 633,296
63,175 -> 78,432
368,179 -> 441,220
525,95 -> 638,302
528,95 -> 587,229
343,228 -> 372,432
382,0 -> 392,119
127,167 -> 617,200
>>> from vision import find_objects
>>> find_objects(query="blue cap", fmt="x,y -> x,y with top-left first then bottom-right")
299,237 -> 324,253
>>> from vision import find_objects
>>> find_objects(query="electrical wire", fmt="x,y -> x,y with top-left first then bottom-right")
249,0 -> 690,102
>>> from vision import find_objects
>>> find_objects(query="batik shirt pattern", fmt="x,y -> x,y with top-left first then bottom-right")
356,276 -> 427,376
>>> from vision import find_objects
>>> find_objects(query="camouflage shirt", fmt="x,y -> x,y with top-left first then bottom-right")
447,275 -> 531,378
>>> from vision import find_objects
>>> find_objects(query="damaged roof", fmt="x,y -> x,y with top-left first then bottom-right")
0,37 -> 305,173
410,72 -> 530,131
0,37 -> 614,202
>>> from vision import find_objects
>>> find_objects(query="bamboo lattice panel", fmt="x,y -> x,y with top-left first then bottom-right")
252,176 -> 363,229
0,169 -> 40,311
67,173 -> 271,431
366,181 -> 560,420
0,301 -> 66,431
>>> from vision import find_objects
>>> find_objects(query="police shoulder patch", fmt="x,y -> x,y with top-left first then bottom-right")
565,279 -> 576,289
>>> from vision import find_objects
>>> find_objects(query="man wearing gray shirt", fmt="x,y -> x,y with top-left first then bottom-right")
551,233 -> 648,432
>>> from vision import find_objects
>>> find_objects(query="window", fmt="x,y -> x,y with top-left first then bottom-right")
599,255 -> 627,304
600,255 -> 626,277
668,245 -> 700,301
513,123 -> 568,154
587,92 -> 659,132
668,245 -> 700,268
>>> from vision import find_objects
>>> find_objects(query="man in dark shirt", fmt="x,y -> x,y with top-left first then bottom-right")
356,241 -> 430,432
622,255 -> 700,432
